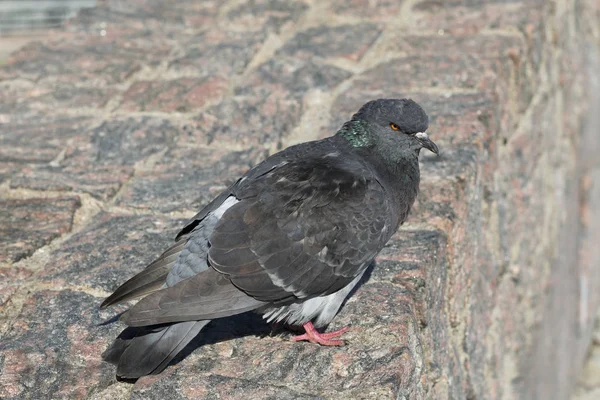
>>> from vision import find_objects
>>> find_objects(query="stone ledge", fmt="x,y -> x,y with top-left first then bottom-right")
0,197 -> 81,265
0,0 -> 598,399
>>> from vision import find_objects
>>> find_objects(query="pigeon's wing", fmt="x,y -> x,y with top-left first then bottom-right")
175,138 -> 342,239
100,141 -> 327,310
176,190 -> 234,239
209,155 -> 394,302
100,237 -> 188,308
102,191 -> 235,308
121,267 -> 265,327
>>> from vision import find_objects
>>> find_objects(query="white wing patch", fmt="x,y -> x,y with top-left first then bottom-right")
213,196 -> 239,219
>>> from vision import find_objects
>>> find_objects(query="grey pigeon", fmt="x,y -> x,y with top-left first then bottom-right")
101,98 -> 438,379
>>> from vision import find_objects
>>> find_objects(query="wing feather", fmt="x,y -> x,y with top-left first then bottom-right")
208,154 -> 393,302
100,237 -> 188,308
121,268 -> 265,327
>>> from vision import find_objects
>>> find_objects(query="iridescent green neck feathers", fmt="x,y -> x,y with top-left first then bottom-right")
336,119 -> 373,148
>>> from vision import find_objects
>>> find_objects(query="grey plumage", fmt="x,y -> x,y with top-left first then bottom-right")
101,98 -> 438,379
102,321 -> 209,378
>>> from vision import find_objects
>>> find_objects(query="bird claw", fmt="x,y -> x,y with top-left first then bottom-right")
291,322 -> 349,346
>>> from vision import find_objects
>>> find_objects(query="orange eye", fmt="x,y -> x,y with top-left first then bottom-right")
390,123 -> 400,131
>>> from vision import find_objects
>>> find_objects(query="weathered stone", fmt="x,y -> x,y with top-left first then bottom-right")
132,374 -> 320,400
0,162 -> 19,184
39,84 -> 115,110
96,0 -> 223,28
38,212 -> 185,293
67,3 -> 185,34
115,146 -> 265,213
0,197 -> 80,265
225,0 -> 310,33
279,23 -> 382,62
245,56 -> 352,95
350,55 -> 492,93
197,56 -> 351,148
231,50 -> 351,142
377,33 -> 521,60
0,290 -> 120,399
0,267 -> 33,306
374,33 -> 527,114
169,30 -> 267,77
574,313 -> 600,399
412,0 -> 544,36
191,94 -> 303,148
10,117 -> 183,200
86,117 -> 181,165
10,165 -> 133,202
0,115 -> 93,164
120,76 -> 229,113
328,0 -> 404,20
0,40 -> 143,85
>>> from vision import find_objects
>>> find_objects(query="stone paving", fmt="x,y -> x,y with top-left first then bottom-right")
0,0 -> 599,399
573,310 -> 600,400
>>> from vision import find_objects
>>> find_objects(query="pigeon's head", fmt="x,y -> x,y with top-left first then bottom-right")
348,98 -> 438,156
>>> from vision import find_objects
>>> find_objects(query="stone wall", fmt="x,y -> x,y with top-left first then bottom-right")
574,309 -> 600,400
0,0 -> 598,399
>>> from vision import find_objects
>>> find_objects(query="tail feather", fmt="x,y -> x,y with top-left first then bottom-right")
102,320 -> 209,379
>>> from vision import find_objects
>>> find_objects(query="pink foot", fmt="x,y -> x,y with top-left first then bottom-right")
291,322 -> 350,346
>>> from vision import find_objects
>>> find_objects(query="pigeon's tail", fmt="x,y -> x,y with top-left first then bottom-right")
102,320 -> 209,379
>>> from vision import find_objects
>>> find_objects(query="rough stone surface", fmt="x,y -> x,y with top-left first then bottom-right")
0,197 -> 80,265
10,116 -> 185,200
168,30 -> 267,78
115,146 -> 266,213
0,115 -> 94,164
279,23 -> 382,62
37,213 -> 187,293
574,310 -> 600,400
0,0 -> 598,399
191,93 -> 304,148
0,290 -> 123,399
120,76 -> 229,113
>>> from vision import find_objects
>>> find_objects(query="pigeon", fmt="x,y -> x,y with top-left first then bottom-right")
100,98 -> 438,379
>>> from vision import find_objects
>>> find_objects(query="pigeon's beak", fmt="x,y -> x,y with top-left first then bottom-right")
414,132 -> 439,155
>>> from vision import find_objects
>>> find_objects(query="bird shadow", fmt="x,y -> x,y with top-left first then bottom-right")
113,261 -> 376,382
171,261 -> 375,363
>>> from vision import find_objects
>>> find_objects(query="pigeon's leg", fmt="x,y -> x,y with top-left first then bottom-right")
291,322 -> 349,346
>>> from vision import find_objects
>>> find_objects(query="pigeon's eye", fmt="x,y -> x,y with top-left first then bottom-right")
390,123 -> 400,131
